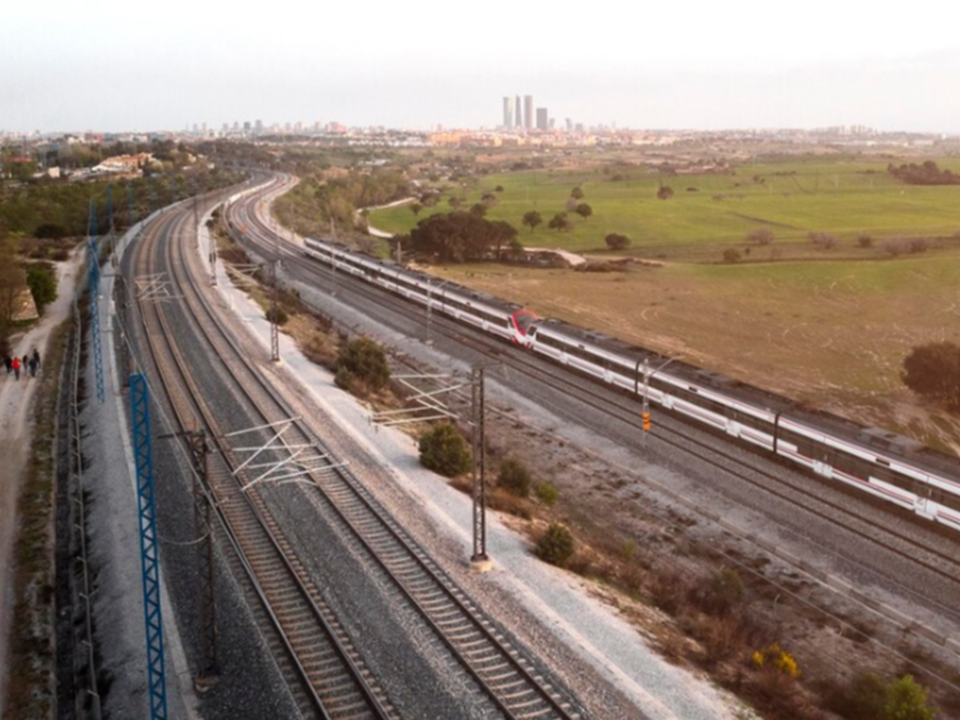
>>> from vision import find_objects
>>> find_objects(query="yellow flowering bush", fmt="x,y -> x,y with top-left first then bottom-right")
751,643 -> 800,679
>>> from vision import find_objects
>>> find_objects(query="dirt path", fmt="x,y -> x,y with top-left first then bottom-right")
0,249 -> 82,713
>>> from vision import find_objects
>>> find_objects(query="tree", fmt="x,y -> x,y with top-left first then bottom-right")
522,210 -> 543,233
570,186 -> 585,200
481,191 -> 497,207
0,239 -> 26,331
548,212 -> 573,232
574,203 -> 592,220
722,248 -> 741,264
469,203 -> 487,218
410,202 -> 423,216
448,196 -> 462,209
26,264 -> 57,312
656,186 -> 674,200
408,212 -> 517,262
419,423 -> 472,477
336,336 -> 390,391
902,342 -> 960,408
605,233 -> 631,250
746,227 -> 775,245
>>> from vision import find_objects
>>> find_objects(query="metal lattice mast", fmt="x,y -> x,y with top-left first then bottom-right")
187,430 -> 219,687
270,260 -> 280,362
130,373 -> 169,720
87,201 -> 105,403
471,366 -> 488,563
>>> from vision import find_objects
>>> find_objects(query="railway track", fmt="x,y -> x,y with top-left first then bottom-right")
130,191 -> 585,718
226,179 -> 960,626
133,206 -> 397,720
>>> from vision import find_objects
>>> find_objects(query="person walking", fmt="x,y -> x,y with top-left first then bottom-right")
3,355 -> 10,375
28,355 -> 37,378
21,354 -> 29,380
12,355 -> 20,381
31,348 -> 41,371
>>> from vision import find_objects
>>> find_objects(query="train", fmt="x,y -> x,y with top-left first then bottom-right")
301,236 -> 960,534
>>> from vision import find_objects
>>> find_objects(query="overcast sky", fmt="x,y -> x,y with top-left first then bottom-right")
4,0 -> 960,133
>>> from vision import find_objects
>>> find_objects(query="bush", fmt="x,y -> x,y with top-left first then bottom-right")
25,263 -> 57,312
902,341 -> 960,407
809,231 -> 839,250
746,228 -> 775,245
536,523 -> 575,566
418,423 -> 471,477
265,305 -> 289,326
535,481 -> 559,506
693,568 -> 743,616
722,248 -> 741,264
751,643 -> 800,679
605,233 -> 631,251
337,336 -> 390,391
497,457 -> 532,497
884,675 -> 936,720
656,186 -> 674,200
823,672 -> 887,719
857,233 -> 874,248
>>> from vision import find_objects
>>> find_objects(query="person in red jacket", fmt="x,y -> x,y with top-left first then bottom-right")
11,355 -> 20,381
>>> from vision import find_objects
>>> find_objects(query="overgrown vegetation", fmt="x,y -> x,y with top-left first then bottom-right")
902,341 -> 960,409
5,320 -> 69,716
496,457 -> 532,497
418,423 -> 472,477
535,523 -> 576,566
888,160 -> 960,185
335,336 -> 390,393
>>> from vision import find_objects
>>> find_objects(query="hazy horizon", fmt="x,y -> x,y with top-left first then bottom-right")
5,1 -> 960,135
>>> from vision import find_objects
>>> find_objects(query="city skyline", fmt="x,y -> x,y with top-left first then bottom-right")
3,1 -> 960,134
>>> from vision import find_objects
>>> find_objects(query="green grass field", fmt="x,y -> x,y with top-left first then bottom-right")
371,158 -> 960,262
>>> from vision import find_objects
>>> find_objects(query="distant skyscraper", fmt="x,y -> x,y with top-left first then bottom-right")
524,95 -> 534,130
502,97 -> 513,128
515,95 -> 522,129
536,108 -> 548,131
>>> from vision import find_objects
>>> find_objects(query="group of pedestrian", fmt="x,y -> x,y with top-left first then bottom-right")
3,349 -> 41,381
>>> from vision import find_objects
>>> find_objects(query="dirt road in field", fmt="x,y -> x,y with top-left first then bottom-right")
0,251 -> 81,714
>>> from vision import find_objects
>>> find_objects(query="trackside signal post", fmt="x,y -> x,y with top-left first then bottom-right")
637,356 -> 677,445
471,365 -> 492,570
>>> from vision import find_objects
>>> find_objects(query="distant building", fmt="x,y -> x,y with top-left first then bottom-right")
536,108 -> 548,131
502,97 -> 514,129
524,95 -> 533,130
515,95 -> 522,129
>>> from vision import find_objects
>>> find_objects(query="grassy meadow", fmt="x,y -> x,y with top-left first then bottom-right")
372,158 -> 960,262
365,156 -> 960,451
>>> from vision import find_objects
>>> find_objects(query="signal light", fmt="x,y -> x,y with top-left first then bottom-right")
642,412 -> 651,431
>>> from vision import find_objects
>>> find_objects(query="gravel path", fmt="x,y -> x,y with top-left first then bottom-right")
0,248 -> 82,713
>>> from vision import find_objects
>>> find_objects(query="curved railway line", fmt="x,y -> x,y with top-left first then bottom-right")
226,177 -> 960,632
128,190 -> 586,718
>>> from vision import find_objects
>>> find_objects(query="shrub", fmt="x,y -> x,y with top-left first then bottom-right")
25,263 -> 57,312
884,675 -> 937,720
809,231 -> 839,250
751,643 -> 800,679
337,336 -> 389,391
497,457 -> 532,497
418,423 -> 471,477
746,227 -> 775,245
823,672 -> 886,719
857,233 -> 874,248
605,233 -> 631,251
535,481 -> 559,506
693,568 -> 743,616
265,305 -> 289,326
656,186 -> 674,200
722,248 -> 741,264
536,523 -> 575,566
902,341 -> 960,407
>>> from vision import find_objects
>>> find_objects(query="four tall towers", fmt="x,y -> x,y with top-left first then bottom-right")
503,95 -> 537,130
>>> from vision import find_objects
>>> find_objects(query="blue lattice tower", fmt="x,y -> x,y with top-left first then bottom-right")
86,201 -> 105,403
130,373 -> 169,719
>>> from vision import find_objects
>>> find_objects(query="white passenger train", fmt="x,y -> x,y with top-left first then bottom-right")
303,236 -> 960,533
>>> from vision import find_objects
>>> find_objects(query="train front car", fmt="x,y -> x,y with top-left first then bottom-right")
510,309 -> 540,348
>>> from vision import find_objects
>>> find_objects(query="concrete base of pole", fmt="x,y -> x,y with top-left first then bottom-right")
469,556 -> 494,573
